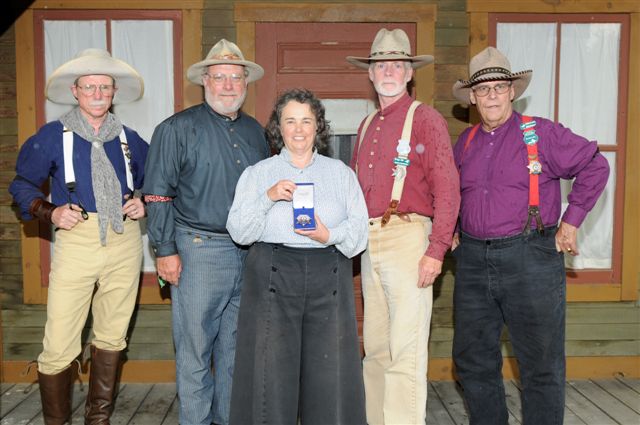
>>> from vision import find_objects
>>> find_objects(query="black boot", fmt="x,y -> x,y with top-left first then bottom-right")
84,345 -> 121,425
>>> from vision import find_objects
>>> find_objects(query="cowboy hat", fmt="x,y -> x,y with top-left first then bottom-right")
45,48 -> 144,105
346,28 -> 434,70
452,47 -> 532,104
187,39 -> 264,85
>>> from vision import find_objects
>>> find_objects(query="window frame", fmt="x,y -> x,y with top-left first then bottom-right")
467,0 -> 640,301
15,0 -> 204,305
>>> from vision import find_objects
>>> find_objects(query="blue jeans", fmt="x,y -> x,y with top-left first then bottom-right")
452,228 -> 566,425
172,226 -> 246,425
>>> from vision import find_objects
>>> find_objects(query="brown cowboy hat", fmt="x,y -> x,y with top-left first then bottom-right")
46,48 -> 144,105
187,39 -> 264,85
452,47 -> 532,104
346,28 -> 434,70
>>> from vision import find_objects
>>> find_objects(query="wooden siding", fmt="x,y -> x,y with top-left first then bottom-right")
1,0 -> 639,381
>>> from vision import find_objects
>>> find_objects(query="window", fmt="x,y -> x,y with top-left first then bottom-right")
489,14 -> 628,286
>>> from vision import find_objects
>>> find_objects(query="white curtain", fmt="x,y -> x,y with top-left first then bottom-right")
44,20 -> 107,121
497,23 -> 556,119
496,23 -> 618,269
43,19 -> 177,273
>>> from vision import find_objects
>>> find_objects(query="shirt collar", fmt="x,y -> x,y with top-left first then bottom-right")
279,147 -> 318,168
379,92 -> 413,117
204,102 -> 241,122
479,111 -> 519,136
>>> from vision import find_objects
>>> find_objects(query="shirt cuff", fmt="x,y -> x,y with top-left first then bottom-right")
327,226 -> 344,247
561,204 -> 588,228
425,241 -> 447,262
153,241 -> 178,257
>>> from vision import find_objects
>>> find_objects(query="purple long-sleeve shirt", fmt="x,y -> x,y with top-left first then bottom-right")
454,111 -> 609,239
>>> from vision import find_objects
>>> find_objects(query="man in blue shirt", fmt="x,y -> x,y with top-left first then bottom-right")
9,48 -> 148,425
143,39 -> 269,425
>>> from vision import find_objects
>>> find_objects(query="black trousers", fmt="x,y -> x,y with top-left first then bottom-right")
229,243 -> 366,425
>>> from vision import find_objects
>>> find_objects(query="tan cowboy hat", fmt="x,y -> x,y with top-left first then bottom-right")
452,47 -> 532,104
187,39 -> 264,85
45,48 -> 144,105
346,28 -> 434,70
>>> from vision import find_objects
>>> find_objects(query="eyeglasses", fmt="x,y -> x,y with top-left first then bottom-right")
471,82 -> 512,97
75,84 -> 116,96
203,73 -> 245,85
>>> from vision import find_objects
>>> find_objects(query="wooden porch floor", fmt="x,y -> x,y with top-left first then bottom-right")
1,379 -> 639,424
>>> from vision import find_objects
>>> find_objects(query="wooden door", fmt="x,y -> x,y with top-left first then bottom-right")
255,22 -> 417,348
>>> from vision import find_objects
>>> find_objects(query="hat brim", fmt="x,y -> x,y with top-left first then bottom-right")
187,59 -> 265,85
45,56 -> 144,105
346,54 -> 434,70
452,70 -> 532,104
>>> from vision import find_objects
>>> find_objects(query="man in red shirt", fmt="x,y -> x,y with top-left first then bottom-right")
348,28 -> 460,424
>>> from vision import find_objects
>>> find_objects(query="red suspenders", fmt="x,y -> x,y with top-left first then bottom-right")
461,115 -> 545,234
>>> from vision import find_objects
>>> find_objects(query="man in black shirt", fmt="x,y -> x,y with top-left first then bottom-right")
143,39 -> 269,425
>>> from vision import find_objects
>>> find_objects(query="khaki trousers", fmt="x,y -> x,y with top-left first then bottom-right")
38,214 -> 142,374
362,214 -> 433,425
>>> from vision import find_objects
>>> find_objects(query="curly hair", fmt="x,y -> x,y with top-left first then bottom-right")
265,88 -> 332,154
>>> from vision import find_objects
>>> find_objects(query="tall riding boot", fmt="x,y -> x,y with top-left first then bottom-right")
84,345 -> 122,425
38,365 -> 73,425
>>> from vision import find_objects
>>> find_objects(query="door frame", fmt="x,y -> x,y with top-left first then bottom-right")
234,2 -> 437,116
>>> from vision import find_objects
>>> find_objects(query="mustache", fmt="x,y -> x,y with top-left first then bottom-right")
88,100 -> 109,107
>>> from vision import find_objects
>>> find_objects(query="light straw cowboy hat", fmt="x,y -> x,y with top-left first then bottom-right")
46,48 -> 144,105
346,28 -> 434,70
452,47 -> 532,104
187,39 -> 264,85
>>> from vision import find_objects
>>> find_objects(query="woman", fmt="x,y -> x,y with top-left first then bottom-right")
226,88 -> 368,425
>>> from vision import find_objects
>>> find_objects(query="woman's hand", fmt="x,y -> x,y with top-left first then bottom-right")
267,180 -> 297,202
295,214 -> 330,244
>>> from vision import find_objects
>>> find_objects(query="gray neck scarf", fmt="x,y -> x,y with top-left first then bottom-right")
60,107 -> 124,246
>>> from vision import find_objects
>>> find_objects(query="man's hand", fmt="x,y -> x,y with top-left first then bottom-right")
157,254 -> 182,286
122,196 -> 145,220
51,204 -> 85,230
418,255 -> 442,288
451,233 -> 460,251
267,180 -> 297,202
295,214 -> 330,244
555,221 -> 579,256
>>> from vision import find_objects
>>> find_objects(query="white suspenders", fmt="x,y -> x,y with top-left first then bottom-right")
62,127 -> 133,192
355,101 -> 421,225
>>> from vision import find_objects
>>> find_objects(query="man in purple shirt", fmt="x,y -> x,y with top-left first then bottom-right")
451,47 -> 609,425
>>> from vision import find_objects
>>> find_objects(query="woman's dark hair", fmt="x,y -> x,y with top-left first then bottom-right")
265,88 -> 332,154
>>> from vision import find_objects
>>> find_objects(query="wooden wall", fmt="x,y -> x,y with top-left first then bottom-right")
1,0 -> 639,382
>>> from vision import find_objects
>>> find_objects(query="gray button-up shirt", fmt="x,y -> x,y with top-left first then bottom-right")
143,102 -> 269,257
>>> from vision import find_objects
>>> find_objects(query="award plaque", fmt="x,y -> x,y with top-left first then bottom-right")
292,183 -> 316,230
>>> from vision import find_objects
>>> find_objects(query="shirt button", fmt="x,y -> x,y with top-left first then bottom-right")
230,128 -> 234,133
489,142 -> 494,146
373,139 -> 378,144
484,190 -> 488,194
376,127 -> 380,131
368,164 -> 373,169
370,151 -> 374,156
233,143 -> 238,148
236,159 -> 241,164
380,116 -> 385,121
369,220 -> 375,225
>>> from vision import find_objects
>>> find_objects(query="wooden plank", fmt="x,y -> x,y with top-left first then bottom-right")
618,377 -> 640,393
128,383 -> 176,424
504,380 -> 522,423
565,382 -> 617,425
0,383 -> 38,419
569,380 -> 640,424
430,381 -> 468,424
426,382 -> 455,425
0,387 -> 41,424
593,379 -> 640,414
161,394 -> 180,425
109,383 -> 152,425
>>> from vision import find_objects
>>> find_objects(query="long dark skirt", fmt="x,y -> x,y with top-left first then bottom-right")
229,242 -> 366,425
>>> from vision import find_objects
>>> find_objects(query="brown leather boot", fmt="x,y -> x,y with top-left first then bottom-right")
38,365 -> 72,425
84,345 -> 122,425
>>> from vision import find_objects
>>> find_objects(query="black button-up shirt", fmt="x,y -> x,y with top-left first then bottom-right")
143,102 -> 269,257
